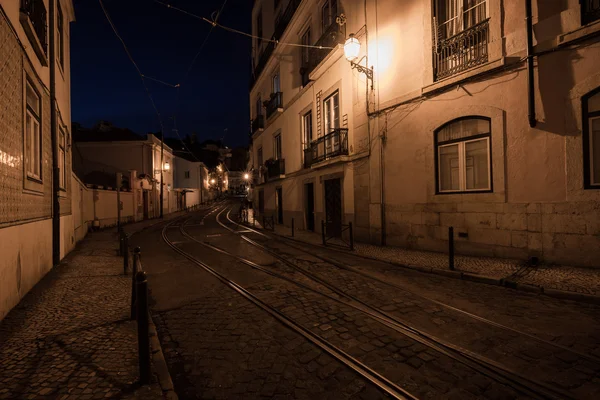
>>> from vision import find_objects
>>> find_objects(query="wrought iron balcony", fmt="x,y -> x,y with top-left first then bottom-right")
306,20 -> 346,78
433,19 -> 489,81
265,159 -> 285,180
582,0 -> 600,24
20,0 -> 47,56
251,115 -> 264,135
305,128 -> 348,167
265,92 -> 283,119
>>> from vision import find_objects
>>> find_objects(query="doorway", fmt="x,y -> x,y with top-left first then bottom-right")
276,187 -> 283,224
324,178 -> 342,237
305,183 -> 315,231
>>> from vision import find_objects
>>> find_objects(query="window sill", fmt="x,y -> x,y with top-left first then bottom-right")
19,13 -> 48,67
422,57 -> 506,95
309,155 -> 349,170
436,190 -> 493,195
557,18 -> 600,47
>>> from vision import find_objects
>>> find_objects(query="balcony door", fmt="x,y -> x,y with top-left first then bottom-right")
323,92 -> 340,157
321,0 -> 338,33
274,134 -> 282,160
302,111 -> 313,167
272,71 -> 281,94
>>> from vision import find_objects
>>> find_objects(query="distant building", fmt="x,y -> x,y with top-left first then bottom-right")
249,0 -> 600,266
0,0 -> 75,320
73,125 -> 176,220
173,155 -> 211,207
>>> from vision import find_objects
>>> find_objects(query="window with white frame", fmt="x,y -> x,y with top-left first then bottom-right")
435,117 -> 491,193
323,91 -> 340,134
583,88 -> 600,188
274,134 -> 282,160
58,126 -> 66,189
435,0 -> 487,38
25,80 -> 42,180
302,110 -> 313,148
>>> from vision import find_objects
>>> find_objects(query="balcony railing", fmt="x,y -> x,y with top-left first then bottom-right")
266,92 -> 283,119
266,159 -> 285,180
306,20 -> 346,78
251,115 -> 264,134
305,128 -> 348,167
252,41 -> 275,89
20,0 -> 47,56
582,0 -> 600,24
433,19 -> 489,81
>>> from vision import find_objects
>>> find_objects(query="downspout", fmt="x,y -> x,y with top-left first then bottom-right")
525,0 -> 536,127
50,0 -> 60,265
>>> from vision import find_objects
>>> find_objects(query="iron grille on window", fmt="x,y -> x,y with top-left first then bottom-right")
20,0 -> 47,55
266,159 -> 285,180
305,128 -> 348,167
582,0 -> 600,25
433,0 -> 488,81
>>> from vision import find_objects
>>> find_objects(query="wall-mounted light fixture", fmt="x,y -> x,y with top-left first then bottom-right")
163,161 -> 170,171
344,34 -> 373,89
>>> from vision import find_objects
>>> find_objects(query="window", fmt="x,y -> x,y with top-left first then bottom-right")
274,134 -> 282,160
301,28 -> 311,65
57,1 -> 64,70
58,126 -> 66,189
302,111 -> 313,148
435,117 -> 491,193
433,0 -> 489,80
323,91 -> 340,134
184,170 -> 190,179
583,88 -> 600,188
25,80 -> 42,180
256,95 -> 262,117
272,71 -> 281,93
321,0 -> 338,33
258,147 -> 263,166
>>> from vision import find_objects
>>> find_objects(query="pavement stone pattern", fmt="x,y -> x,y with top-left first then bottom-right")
0,231 -> 164,400
249,212 -> 599,296
151,286 -> 384,400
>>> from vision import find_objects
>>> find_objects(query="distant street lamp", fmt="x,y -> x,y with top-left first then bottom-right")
244,173 -> 249,180
210,178 -> 216,184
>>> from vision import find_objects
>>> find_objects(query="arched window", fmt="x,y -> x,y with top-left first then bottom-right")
435,117 -> 491,193
583,88 -> 600,188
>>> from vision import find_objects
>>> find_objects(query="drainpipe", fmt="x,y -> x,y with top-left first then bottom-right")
526,0 -> 536,128
50,0 -> 60,265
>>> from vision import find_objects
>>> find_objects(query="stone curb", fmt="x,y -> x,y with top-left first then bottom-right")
268,230 -> 600,306
149,315 -> 178,400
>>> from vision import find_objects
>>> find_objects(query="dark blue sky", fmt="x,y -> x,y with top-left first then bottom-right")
71,0 -> 252,147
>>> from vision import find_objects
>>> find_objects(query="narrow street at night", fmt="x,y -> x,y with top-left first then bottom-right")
126,200 -> 600,399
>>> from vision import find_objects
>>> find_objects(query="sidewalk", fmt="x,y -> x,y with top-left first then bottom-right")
0,230 -> 165,399
247,211 -> 599,301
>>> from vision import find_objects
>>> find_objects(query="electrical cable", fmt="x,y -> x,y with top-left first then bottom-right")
154,0 -> 335,50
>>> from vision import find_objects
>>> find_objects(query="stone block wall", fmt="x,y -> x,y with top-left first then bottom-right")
385,201 -> 600,267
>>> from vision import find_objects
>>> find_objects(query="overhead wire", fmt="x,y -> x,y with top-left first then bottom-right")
154,0 -> 335,50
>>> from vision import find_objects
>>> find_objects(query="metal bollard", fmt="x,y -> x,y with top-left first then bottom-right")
448,227 -> 455,271
291,218 -> 294,237
131,247 -> 140,320
119,230 -> 124,256
349,222 -> 354,251
123,234 -> 129,275
135,271 -> 151,385
322,220 -> 326,246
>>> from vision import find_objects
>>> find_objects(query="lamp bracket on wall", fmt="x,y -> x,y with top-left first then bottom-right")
350,56 -> 374,89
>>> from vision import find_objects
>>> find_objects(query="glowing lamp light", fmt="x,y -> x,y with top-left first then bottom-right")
344,34 -> 361,62
244,173 -> 249,180
163,161 -> 170,171
210,179 -> 216,184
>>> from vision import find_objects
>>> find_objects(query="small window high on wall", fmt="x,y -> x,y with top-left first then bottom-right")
583,88 -> 600,188
435,117 -> 491,193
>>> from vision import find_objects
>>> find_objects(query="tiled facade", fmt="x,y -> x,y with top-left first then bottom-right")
0,0 -> 75,321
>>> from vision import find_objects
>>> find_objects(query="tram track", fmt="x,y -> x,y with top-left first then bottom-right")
197,204 -> 593,399
161,209 -> 417,400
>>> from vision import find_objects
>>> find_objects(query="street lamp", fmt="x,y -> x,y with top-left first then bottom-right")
163,161 -> 170,171
210,178 -> 216,185
344,33 -> 374,89
244,173 -> 249,180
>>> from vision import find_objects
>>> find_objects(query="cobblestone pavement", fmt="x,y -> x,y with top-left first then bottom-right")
247,211 -> 600,296
131,214 -> 389,400
0,231 -> 164,400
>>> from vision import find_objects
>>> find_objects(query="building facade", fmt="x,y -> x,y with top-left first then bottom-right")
74,133 -> 177,221
249,0 -> 600,267
0,0 -> 75,320
173,155 -> 211,207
